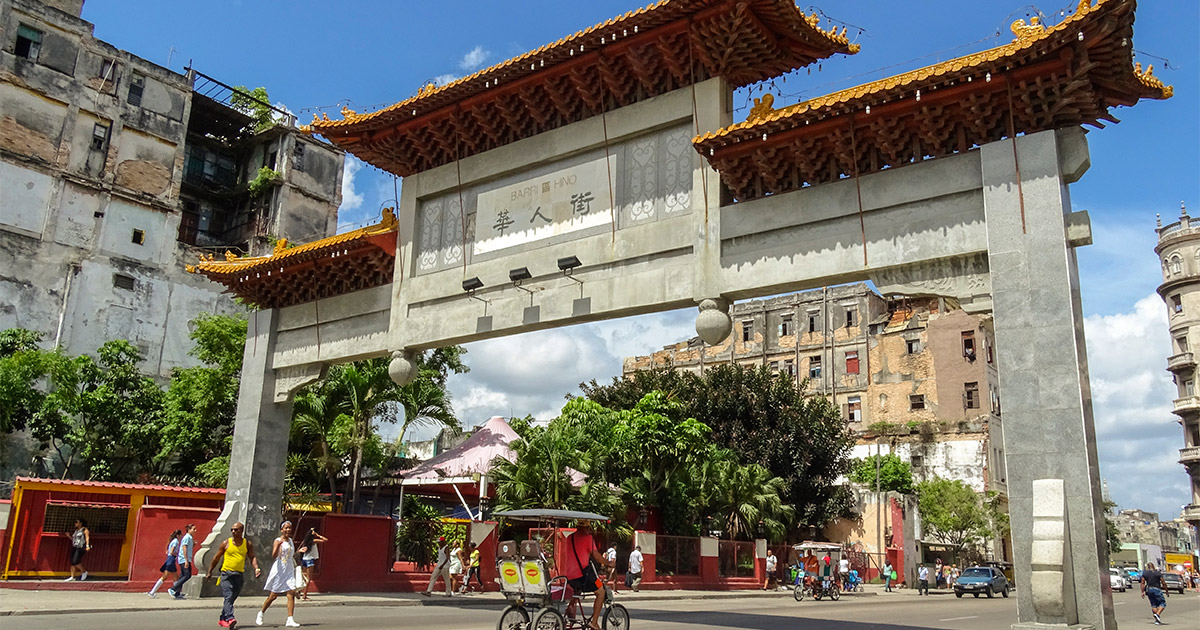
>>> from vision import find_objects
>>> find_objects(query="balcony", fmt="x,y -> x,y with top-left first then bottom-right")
1183,504 -> 1200,523
1167,352 -> 1196,373
1181,446 -> 1200,465
1172,396 -> 1200,415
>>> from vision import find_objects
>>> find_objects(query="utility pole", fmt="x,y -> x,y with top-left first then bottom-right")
876,441 -> 882,575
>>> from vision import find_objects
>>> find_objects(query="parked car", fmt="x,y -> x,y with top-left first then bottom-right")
1124,568 -> 1141,582
1108,568 -> 1129,592
954,566 -> 1010,598
1161,573 -> 1186,594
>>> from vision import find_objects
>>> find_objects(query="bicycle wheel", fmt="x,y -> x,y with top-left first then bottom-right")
531,607 -> 565,630
793,584 -> 805,601
497,605 -> 530,630
602,603 -> 630,630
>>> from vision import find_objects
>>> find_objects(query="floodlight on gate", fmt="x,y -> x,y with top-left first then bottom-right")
509,267 -> 535,305
557,256 -> 582,273
462,277 -> 484,293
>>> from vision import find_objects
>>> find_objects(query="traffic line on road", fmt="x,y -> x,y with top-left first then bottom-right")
939,615 -> 979,622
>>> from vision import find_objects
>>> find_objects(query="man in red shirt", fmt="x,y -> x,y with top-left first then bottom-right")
561,522 -> 610,630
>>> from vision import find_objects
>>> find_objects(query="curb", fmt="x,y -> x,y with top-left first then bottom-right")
0,588 -> 877,617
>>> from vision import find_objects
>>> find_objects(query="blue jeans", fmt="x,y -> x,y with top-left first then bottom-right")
220,571 -> 244,622
885,576 -> 892,591
171,563 -> 192,594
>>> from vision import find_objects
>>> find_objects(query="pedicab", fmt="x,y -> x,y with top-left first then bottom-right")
494,508 -> 630,630
789,541 -> 842,602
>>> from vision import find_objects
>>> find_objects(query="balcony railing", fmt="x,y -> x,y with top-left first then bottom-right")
1172,396 -> 1200,414
1167,352 -> 1196,372
1180,446 -> 1200,465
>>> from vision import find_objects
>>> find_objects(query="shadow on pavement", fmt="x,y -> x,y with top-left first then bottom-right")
632,608 -> 941,629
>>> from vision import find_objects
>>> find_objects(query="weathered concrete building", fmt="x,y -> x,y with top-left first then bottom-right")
1154,204 -> 1200,530
0,0 -> 345,381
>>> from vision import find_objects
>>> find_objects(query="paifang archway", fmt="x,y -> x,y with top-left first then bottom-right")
189,2 -> 1170,627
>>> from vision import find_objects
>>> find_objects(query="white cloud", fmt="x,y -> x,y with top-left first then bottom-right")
432,73 -> 459,87
336,157 -> 367,231
1085,293 -> 1193,519
459,45 -> 490,71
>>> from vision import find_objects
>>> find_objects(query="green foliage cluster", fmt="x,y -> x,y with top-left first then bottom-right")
230,86 -> 276,133
848,453 -> 915,495
581,364 -> 855,530
248,167 -> 280,197
916,477 -> 1008,555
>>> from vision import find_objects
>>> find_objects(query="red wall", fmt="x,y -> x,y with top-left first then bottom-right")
128,505 -> 220,582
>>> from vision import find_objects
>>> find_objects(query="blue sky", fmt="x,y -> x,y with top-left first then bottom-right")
84,1 -> 1199,518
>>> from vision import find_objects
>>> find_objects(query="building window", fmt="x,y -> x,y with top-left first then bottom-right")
1171,295 -> 1183,314
964,382 -> 980,409
809,355 -> 822,379
808,311 -> 819,333
962,331 -> 976,361
112,274 -> 136,290
991,388 -> 1001,415
1170,256 -> 1182,275
99,58 -> 117,81
910,454 -> 924,470
846,396 -> 861,422
16,24 -> 43,62
906,338 -> 920,354
783,359 -> 796,377
131,229 -> 145,245
91,123 -> 109,151
985,338 -> 994,364
845,306 -> 858,327
909,394 -> 926,410
1187,380 -> 1195,397
768,361 -> 779,372
779,314 -> 793,337
741,320 -> 753,343
1178,337 -> 1189,353
264,150 -> 277,171
128,73 -> 145,106
292,142 -> 305,172
845,350 -> 860,374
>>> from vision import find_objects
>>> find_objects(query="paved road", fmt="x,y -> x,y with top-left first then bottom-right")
14,589 -> 1198,629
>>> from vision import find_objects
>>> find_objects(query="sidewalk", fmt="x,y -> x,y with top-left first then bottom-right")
0,583 -> 903,617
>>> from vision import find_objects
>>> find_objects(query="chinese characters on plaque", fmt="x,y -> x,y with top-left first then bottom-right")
474,155 -> 615,255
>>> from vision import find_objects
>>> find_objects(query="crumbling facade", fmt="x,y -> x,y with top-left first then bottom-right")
1154,204 -> 1200,530
0,0 -> 345,379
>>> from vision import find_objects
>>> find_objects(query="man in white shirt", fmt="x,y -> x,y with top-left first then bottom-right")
627,546 -> 644,592
764,549 -> 778,590
605,545 -> 618,592
838,556 -> 850,589
421,536 -> 453,597
918,564 -> 930,595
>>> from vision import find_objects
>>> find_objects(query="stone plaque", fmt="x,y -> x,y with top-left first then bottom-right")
474,155 -> 615,254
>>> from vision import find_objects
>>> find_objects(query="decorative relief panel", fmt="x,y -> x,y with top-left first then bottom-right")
414,123 -> 694,275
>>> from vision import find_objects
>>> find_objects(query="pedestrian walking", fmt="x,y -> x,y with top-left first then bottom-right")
466,542 -> 483,593
257,520 -> 301,627
627,546 -> 644,592
420,536 -> 453,597
883,561 -> 894,592
449,539 -> 465,594
763,549 -> 777,590
204,521 -> 261,629
298,527 -> 328,601
605,544 -> 618,593
63,518 -> 91,581
838,555 -> 850,589
169,523 -> 197,598
148,529 -> 182,597
918,564 -> 930,595
1140,562 -> 1169,625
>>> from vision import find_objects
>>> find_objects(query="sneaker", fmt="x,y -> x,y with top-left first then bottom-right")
63,576 -> 74,581
218,621 -> 229,628
420,591 -> 431,597
1153,612 -> 1162,624
228,618 -> 238,630
168,588 -> 177,598
256,611 -> 264,626
80,572 -> 88,581
285,618 -> 300,628
175,593 -> 187,599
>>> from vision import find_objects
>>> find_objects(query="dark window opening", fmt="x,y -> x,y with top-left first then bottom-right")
127,73 -> 145,106
1172,295 -> 1183,314
99,58 -> 117,81
131,229 -> 145,245
845,306 -> 858,327
779,315 -> 793,337
741,320 -> 753,343
845,350 -> 860,374
265,150 -> 277,171
16,24 -> 43,62
962,331 -> 977,361
292,142 -> 305,172
91,123 -> 109,151
909,394 -> 926,410
783,359 -> 796,377
846,396 -> 861,422
906,338 -> 920,354
910,454 -> 924,469
113,274 -> 136,290
964,382 -> 980,409
985,338 -> 994,364
808,312 -> 819,333
809,355 -> 822,379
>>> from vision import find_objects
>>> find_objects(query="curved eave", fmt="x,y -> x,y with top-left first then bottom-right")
696,0 -> 1170,151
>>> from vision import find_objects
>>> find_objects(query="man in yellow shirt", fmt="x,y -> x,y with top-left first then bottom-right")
204,522 -> 262,629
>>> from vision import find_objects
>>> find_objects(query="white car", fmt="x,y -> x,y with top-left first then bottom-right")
1108,568 -> 1129,592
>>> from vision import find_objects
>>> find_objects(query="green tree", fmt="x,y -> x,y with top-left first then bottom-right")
230,86 -> 276,133
708,460 -> 795,542
1102,500 -> 1122,556
0,328 -> 53,435
916,477 -> 994,554
159,314 -> 247,475
583,364 -> 855,528
848,453 -> 915,494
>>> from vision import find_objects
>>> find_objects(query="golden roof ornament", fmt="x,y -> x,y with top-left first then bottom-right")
748,93 -> 776,122
417,82 -> 438,98
273,238 -> 289,254
381,207 -> 398,228
1011,16 -> 1045,43
224,250 -> 239,261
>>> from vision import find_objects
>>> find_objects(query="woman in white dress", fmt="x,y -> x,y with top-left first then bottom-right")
257,521 -> 300,627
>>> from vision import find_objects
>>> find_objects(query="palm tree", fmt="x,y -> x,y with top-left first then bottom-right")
710,462 -> 795,542
290,389 -> 345,498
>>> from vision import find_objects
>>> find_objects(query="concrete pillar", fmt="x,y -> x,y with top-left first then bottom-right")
634,531 -> 656,584
187,308 -> 293,596
982,128 -> 1113,630
700,536 -> 719,584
